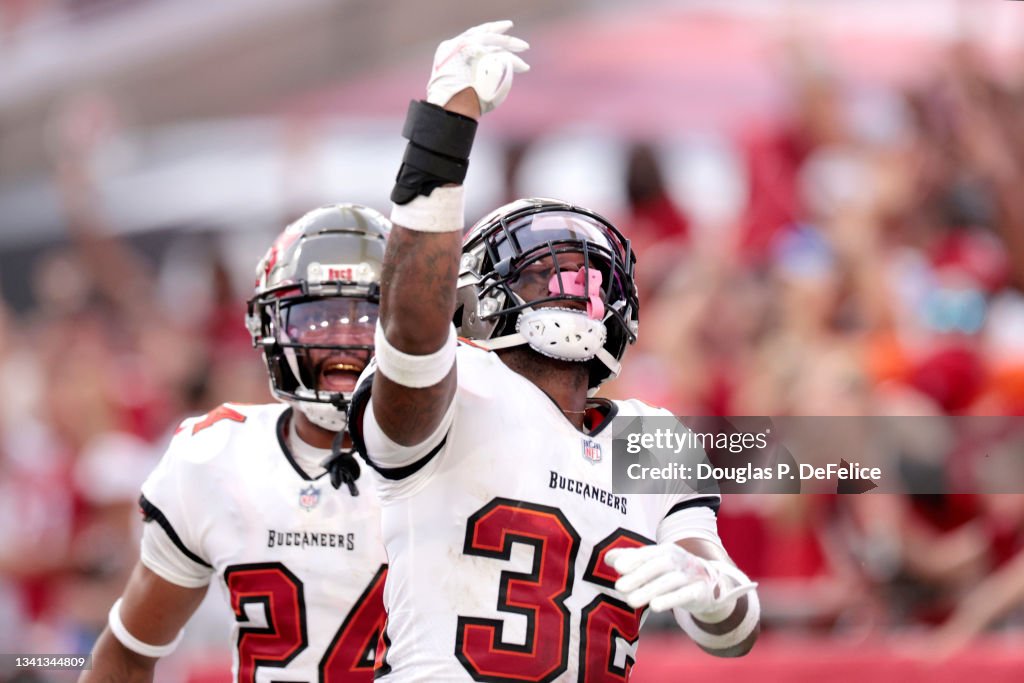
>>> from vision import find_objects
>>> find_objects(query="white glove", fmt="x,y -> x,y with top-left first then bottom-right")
605,543 -> 757,619
426,20 -> 530,114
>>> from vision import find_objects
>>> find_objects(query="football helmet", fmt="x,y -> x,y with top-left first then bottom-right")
456,198 -> 638,390
247,204 -> 390,433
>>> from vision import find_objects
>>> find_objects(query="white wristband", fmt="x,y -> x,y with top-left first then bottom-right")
375,321 -> 457,388
390,185 -> 465,233
108,598 -> 185,658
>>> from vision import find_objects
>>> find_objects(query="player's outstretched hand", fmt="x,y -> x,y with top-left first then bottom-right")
426,20 -> 530,115
606,543 -> 757,616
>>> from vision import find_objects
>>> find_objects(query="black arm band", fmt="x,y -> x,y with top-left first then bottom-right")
391,100 -> 478,205
401,100 -> 478,158
402,143 -> 469,183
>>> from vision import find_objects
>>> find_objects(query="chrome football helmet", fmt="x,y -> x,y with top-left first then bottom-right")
456,198 -> 638,390
247,204 -> 390,433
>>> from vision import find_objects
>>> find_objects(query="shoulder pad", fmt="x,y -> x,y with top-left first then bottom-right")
166,402 -> 283,465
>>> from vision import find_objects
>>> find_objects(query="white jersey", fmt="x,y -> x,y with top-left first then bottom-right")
353,345 -> 722,682
140,402 -> 388,683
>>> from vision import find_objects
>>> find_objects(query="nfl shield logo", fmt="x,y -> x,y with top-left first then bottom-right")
298,485 -> 321,511
582,438 -> 602,463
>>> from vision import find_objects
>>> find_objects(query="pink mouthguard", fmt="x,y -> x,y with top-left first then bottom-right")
548,268 -> 605,320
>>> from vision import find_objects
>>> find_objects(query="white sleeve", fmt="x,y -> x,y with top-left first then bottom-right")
350,358 -> 455,473
138,426 -> 214,583
140,521 -> 214,588
362,398 -> 454,469
657,501 -> 723,547
619,401 -> 724,547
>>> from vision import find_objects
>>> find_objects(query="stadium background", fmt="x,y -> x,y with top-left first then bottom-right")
1,0 -> 1023,680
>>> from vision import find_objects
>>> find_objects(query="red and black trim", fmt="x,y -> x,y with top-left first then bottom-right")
373,622 -> 392,679
455,498 -> 581,683
583,399 -> 619,437
347,371 -> 448,481
578,530 -> 652,683
457,337 -> 490,351
190,404 -> 248,435
139,494 -> 212,568
224,562 -> 308,683
578,595 -> 641,683
319,564 -> 389,679
583,529 -> 653,590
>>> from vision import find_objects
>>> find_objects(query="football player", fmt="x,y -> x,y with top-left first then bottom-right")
82,205 -> 390,683
349,22 -> 760,680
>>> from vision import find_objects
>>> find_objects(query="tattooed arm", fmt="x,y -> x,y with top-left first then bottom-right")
370,91 -> 475,447
368,23 -> 528,451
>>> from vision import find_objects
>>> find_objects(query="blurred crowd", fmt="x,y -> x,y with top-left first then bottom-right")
1,34 -> 1023,681
0,104 -> 267,671
599,43 -> 1024,648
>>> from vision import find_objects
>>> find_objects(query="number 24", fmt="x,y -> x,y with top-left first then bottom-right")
224,563 -> 387,683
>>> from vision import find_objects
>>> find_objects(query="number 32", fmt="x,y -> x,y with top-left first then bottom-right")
457,498 -> 650,683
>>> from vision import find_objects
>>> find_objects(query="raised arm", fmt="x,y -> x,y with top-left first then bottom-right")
369,22 -> 529,451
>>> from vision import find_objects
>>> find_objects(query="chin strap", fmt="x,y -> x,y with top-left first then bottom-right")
594,347 -> 621,379
293,397 -> 349,432
322,430 -> 361,496
472,331 -> 527,351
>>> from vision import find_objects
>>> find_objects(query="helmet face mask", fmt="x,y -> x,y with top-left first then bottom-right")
273,297 -> 377,398
457,199 -> 639,390
247,204 -> 390,430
